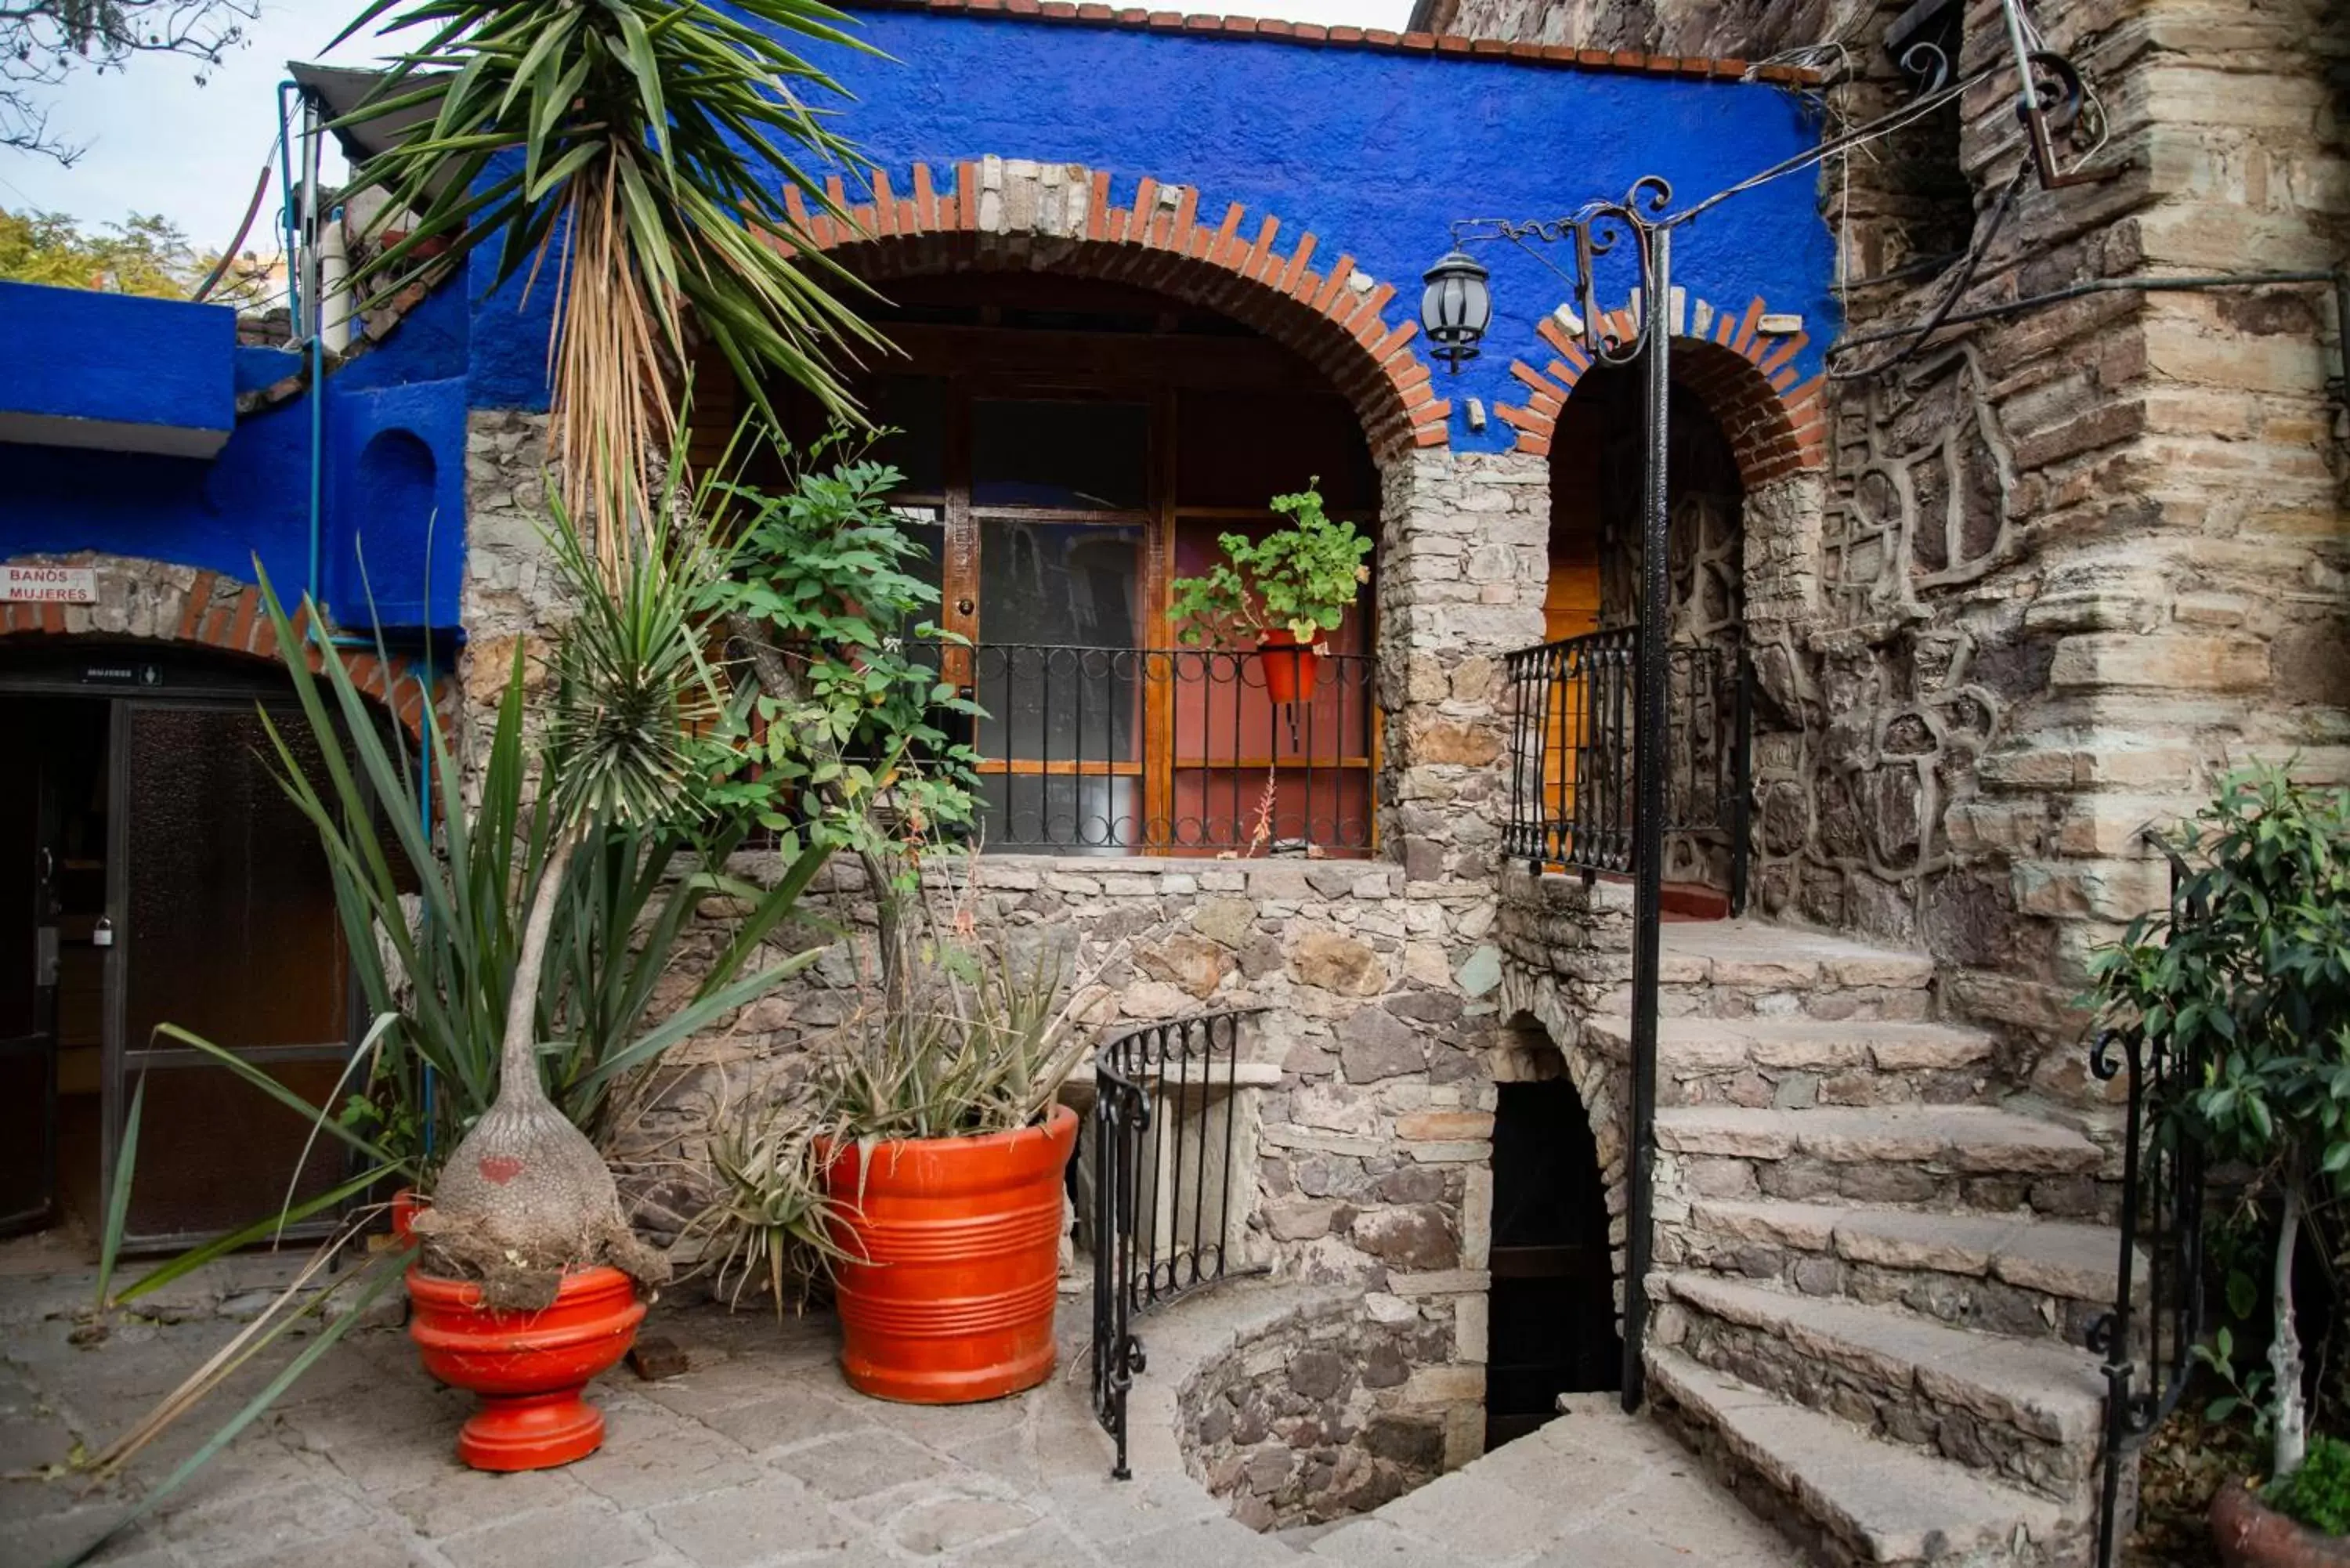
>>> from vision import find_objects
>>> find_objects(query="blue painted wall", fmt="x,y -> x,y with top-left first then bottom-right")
801,10 -> 1837,451
0,14 -> 1833,641
0,283 -> 472,632
0,282 -> 236,446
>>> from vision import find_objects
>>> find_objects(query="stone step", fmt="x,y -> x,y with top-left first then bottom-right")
1585,1016 -> 1995,1107
1647,1348 -> 2073,1568
1673,1199 -> 2138,1345
1610,920 -> 1941,1023
1654,1272 -> 2106,1501
1655,1104 -> 2109,1217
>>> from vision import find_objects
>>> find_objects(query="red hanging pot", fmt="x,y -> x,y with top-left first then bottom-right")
1256,627 -> 1323,706
407,1265 -> 646,1472
820,1105 -> 1078,1404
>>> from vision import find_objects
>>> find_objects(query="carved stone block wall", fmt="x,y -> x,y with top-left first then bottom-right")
1430,0 -> 2350,1111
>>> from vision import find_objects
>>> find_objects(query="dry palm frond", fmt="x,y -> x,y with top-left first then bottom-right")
332,0 -> 886,547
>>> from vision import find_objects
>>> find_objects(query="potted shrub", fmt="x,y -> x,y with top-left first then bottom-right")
2090,766 -> 2350,1566
1167,479 -> 1372,706
793,873 -> 1097,1404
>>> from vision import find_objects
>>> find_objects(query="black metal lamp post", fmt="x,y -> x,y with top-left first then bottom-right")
1421,177 -> 1679,1414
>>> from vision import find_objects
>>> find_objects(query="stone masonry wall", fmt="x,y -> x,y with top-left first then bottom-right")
1430,0 -> 2350,1122
1179,1295 -> 1458,1529
457,374 -> 1552,1468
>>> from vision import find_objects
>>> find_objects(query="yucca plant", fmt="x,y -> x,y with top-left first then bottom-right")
331,0 -> 884,549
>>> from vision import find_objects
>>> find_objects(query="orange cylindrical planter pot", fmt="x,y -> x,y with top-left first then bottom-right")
1256,629 -> 1321,706
821,1105 -> 1078,1404
407,1265 -> 645,1472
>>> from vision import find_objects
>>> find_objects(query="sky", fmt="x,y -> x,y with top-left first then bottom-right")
4,0 -> 1413,256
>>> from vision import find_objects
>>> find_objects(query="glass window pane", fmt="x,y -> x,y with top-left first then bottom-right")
978,520 -> 1142,649
971,400 -> 1148,511
971,643 -> 1143,772
978,773 -> 1138,854
890,504 -> 945,618
870,376 -> 946,497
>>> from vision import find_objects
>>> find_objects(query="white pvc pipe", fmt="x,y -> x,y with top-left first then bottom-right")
319,212 -> 352,354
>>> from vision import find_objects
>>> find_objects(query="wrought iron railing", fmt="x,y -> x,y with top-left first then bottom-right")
922,645 -> 1375,856
1089,1008 -> 1265,1479
1500,627 -> 1752,905
2088,840 -> 2209,1568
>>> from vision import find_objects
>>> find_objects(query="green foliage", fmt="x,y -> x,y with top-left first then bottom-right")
332,0 -> 882,485
0,208 -> 264,303
2091,766 -> 2350,1190
134,572 -> 829,1191
705,440 -> 981,875
538,491 -> 732,834
2091,764 -> 2350,1474
2268,1434 -> 2350,1536
817,932 -> 1080,1145
1166,480 -> 1372,647
681,1089 -> 855,1318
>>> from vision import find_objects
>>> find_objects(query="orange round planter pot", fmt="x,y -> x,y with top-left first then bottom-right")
1256,629 -> 1322,706
406,1264 -> 646,1472
2212,1478 -> 2350,1568
821,1104 -> 1079,1404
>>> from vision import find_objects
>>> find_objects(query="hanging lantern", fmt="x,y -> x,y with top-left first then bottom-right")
1419,248 -> 1491,373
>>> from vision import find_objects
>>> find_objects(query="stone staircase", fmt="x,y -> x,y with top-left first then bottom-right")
1606,921 -> 2129,1568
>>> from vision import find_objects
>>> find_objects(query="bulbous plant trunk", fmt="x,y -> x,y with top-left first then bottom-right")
412,833 -> 669,1309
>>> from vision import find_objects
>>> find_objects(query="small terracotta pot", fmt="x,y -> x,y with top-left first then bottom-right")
389,1188 -> 425,1245
1256,628 -> 1322,706
2211,1477 -> 2350,1568
820,1106 -> 1079,1404
407,1265 -> 645,1471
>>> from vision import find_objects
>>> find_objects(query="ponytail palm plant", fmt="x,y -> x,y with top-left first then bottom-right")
332,0 -> 884,548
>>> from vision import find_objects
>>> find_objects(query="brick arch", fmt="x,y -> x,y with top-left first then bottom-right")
771,158 -> 1448,461
0,555 -> 439,735
1491,291 -> 1827,490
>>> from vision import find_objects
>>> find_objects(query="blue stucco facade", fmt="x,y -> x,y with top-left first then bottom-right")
808,10 -> 1835,451
0,9 -> 1832,639
0,283 -> 237,457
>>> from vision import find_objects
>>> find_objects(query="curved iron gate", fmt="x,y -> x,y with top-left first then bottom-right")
1089,1008 -> 1265,1479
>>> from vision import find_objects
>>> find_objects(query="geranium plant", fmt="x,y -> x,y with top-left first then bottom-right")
2090,765 -> 2350,1493
1167,479 -> 1372,650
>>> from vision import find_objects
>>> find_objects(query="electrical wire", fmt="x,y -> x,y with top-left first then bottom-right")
1824,157 -> 2034,380
1663,64 -> 1995,232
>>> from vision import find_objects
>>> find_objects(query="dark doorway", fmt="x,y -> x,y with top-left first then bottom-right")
1484,1076 -> 1622,1449
0,650 -> 356,1251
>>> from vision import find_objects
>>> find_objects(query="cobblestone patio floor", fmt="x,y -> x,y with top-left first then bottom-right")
0,1250 -> 1801,1568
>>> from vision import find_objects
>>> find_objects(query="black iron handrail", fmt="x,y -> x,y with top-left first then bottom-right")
919,643 -> 1376,855
1501,625 -> 1752,907
2088,838 -> 2209,1568
1089,1008 -> 1266,1479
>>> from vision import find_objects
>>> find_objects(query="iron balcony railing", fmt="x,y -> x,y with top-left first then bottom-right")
931,644 -> 1376,857
1500,626 -> 1752,906
1089,1008 -> 1264,1479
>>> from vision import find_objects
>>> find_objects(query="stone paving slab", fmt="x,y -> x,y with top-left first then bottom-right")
0,1260 -> 1799,1568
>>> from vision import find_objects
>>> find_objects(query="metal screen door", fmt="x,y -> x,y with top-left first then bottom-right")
106,699 -> 353,1247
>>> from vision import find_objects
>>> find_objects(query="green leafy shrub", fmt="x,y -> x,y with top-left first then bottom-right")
2268,1433 -> 2350,1535
706,442 -> 980,876
1167,479 -> 1372,647
2091,764 -> 2350,1482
